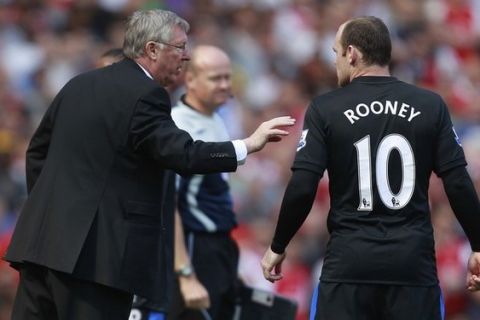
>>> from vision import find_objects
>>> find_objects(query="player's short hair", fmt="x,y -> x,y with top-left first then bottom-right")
123,9 -> 189,59
341,16 -> 391,67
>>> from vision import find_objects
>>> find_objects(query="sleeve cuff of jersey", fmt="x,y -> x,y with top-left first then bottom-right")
270,242 -> 285,254
232,140 -> 247,165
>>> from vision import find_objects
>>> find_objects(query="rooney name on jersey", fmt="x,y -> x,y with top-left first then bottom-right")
343,100 -> 422,124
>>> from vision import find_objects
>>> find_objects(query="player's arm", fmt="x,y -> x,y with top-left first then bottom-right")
174,211 -> 210,309
440,166 -> 480,291
262,169 -> 320,282
271,169 -> 321,253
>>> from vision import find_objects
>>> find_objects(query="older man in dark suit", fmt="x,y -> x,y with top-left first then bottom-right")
5,9 -> 294,320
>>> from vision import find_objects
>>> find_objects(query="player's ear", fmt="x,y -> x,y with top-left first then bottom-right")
347,45 -> 360,65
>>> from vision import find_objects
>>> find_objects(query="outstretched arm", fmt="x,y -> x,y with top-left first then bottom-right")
130,87 -> 295,175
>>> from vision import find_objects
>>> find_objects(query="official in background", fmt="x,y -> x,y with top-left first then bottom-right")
261,16 -> 480,320
5,9 -> 294,320
167,45 -> 241,320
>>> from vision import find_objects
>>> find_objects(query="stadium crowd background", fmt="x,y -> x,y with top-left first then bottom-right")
0,0 -> 479,319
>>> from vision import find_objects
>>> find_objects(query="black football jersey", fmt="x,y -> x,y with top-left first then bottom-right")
294,76 -> 467,285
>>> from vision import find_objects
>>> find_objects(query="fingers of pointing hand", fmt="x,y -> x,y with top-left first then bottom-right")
264,116 -> 296,130
269,129 -> 289,136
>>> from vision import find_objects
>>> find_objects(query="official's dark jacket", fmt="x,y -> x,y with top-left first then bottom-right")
5,58 -> 237,304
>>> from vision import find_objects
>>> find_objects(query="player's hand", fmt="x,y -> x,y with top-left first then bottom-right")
243,116 -> 295,154
178,275 -> 210,309
261,247 -> 286,283
467,252 -> 480,291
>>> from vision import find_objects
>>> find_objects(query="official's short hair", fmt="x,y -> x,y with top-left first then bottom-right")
123,10 -> 190,59
341,16 -> 391,67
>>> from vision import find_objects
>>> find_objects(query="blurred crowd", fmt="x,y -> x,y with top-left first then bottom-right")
0,0 -> 480,319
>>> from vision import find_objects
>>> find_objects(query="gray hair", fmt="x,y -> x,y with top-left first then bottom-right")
123,10 -> 190,59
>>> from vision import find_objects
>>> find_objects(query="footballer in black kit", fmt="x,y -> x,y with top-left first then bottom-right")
261,16 -> 480,320
298,76 -> 462,286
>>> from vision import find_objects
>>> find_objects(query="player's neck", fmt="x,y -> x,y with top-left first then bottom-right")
351,65 -> 390,80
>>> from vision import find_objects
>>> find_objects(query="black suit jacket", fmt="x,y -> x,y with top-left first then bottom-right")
5,59 -> 237,304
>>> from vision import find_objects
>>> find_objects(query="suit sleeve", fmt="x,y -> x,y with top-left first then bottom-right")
129,87 -> 237,176
26,93 -> 62,193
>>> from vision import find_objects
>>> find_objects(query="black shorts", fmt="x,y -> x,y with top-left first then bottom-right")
310,281 -> 444,320
168,232 -> 239,320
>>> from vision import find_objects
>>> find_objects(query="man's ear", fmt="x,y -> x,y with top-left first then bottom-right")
347,45 -> 360,65
145,42 -> 158,60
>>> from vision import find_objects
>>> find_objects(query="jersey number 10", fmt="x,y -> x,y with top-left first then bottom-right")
354,134 -> 415,211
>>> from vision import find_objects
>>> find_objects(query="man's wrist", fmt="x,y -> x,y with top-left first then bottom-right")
270,243 -> 285,255
232,140 -> 247,164
175,264 -> 194,278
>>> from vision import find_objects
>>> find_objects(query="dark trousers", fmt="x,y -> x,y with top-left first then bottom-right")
11,263 -> 133,320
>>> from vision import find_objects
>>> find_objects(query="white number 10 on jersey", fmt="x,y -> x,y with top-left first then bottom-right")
354,134 -> 415,211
